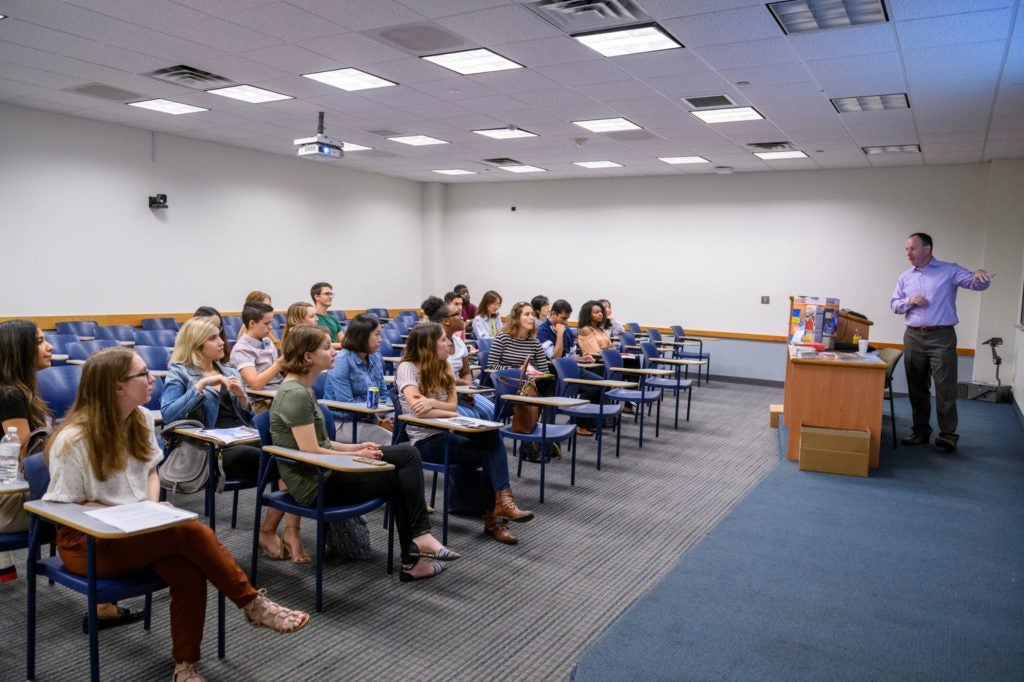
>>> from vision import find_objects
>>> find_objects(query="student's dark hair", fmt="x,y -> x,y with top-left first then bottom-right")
578,300 -> 604,329
478,290 -> 502,318
909,232 -> 933,248
453,284 -> 468,295
598,299 -> 613,329
310,281 -> 332,302
421,296 -> 445,320
443,291 -> 459,304
551,299 -> 573,316
531,295 -> 549,316
242,302 -> 274,327
342,314 -> 380,353
0,320 -> 51,429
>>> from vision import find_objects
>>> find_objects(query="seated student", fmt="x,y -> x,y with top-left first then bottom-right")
44,348 -> 307,682
397,324 -> 534,545
238,291 -> 278,345
310,281 -> 344,350
230,302 -> 283,395
443,291 -> 468,340
537,300 -> 602,436
454,284 -> 476,322
323,313 -> 393,446
577,299 -> 616,358
485,301 -> 549,374
193,306 -> 231,363
471,290 -> 503,341
270,324 -> 458,581
599,298 -> 625,341
281,301 -> 317,347
421,297 -> 495,421
531,295 -> 551,325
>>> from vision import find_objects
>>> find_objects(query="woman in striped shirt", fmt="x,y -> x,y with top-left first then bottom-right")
485,302 -> 549,373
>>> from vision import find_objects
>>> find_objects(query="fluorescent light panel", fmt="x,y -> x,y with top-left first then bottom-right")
432,169 -> 477,175
206,85 -> 292,103
572,117 -> 641,133
754,150 -> 808,159
659,156 -> 710,164
387,135 -> 449,146
863,144 -> 920,154
831,93 -> 909,113
422,49 -> 523,75
574,161 -> 623,168
768,0 -> 888,35
574,25 -> 682,57
690,107 -> 763,123
127,99 -> 207,115
341,142 -> 372,152
303,68 -> 396,91
473,127 -> 537,139
500,165 -> 546,173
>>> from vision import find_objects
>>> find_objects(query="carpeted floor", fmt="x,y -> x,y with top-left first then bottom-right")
573,397 -> 1024,681
1,380 -> 781,681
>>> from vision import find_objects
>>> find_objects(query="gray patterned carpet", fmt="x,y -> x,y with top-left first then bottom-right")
1,380 -> 781,681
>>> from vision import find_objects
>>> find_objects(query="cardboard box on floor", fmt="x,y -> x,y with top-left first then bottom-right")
798,425 -> 870,477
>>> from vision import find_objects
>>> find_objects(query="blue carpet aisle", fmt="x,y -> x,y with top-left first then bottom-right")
574,398 -> 1024,681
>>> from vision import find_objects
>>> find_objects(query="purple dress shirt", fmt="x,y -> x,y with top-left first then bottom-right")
890,258 -> 990,327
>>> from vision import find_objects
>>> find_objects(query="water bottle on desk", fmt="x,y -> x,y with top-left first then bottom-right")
0,427 -> 20,483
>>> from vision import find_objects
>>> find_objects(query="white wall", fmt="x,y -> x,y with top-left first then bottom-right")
0,103 -> 424,315
440,163 -> 1024,384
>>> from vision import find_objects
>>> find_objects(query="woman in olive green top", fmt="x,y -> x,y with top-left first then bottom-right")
269,324 -> 459,582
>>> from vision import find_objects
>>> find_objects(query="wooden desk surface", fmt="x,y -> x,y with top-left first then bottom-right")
649,357 -> 708,367
246,387 -> 277,399
262,445 -> 395,472
564,378 -> 637,389
398,414 -> 502,433
318,399 -> 393,415
0,479 -> 30,495
52,354 -> 69,362
609,367 -> 673,376
456,385 -> 493,395
499,394 -> 588,408
23,500 -> 197,539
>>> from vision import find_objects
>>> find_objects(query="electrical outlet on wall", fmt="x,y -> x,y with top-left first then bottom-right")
761,296 -> 770,304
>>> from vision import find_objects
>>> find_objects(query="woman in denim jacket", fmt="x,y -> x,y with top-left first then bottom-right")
323,314 -> 393,446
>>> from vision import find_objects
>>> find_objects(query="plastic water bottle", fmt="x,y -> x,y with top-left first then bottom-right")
0,427 -> 20,483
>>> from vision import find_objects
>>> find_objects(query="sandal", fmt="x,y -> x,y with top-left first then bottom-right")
172,662 -> 204,682
399,560 -> 445,583
258,531 -> 287,560
406,541 -> 461,562
282,525 -> 311,564
243,589 -> 309,633
81,605 -> 144,634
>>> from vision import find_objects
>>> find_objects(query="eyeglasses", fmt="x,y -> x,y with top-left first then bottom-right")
320,291 -> 335,297
445,312 -> 462,319
122,368 -> 151,381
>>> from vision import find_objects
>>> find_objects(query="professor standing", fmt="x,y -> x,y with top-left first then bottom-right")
890,232 -> 991,452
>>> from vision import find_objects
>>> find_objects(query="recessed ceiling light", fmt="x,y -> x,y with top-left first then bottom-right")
422,49 -> 523,75
0,14 -> 7,20
303,68 -> 396,92
658,156 -> 710,164
574,161 -> 623,168
206,85 -> 292,103
387,135 -> 449,146
572,117 -> 641,133
574,25 -> 682,57
341,142 -> 372,152
127,99 -> 207,115
768,0 -> 888,35
500,165 -> 546,173
862,144 -> 921,154
473,127 -> 537,139
831,93 -> 909,113
690,107 -> 763,124
754,150 -> 808,160
432,169 -> 477,175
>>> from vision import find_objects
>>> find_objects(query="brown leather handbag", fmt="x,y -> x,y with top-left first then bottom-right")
506,358 -> 540,434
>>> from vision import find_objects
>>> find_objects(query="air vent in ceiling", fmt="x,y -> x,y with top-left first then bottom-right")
65,83 -> 143,101
525,0 -> 651,34
370,22 -> 469,55
748,141 -> 794,151
481,157 -> 523,167
684,94 -> 736,109
145,65 -> 232,89
366,129 -> 403,137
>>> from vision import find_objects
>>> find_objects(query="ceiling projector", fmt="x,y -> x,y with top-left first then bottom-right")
294,112 -> 343,161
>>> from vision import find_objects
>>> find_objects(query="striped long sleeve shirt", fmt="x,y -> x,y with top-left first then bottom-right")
486,333 -> 549,373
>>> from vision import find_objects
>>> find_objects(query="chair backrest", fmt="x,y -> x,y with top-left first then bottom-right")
552,357 -> 581,398
133,345 -> 171,372
670,325 -> 685,340
55,321 -> 97,338
272,313 -> 287,326
255,403 -> 335,445
639,341 -> 661,366
387,385 -> 409,445
37,365 -> 83,420
44,333 -> 82,355
646,328 -> 663,343
392,319 -> 409,335
877,348 -> 904,388
624,322 -> 641,334
490,368 -> 524,421
378,336 -> 395,360
141,317 -> 179,331
367,308 -> 388,319
222,317 -> 243,338
145,376 -> 164,412
23,452 -> 50,501
600,348 -> 625,380
330,310 -> 347,322
475,340 -> 491,384
620,331 -> 637,349
134,329 -> 177,347
94,325 -> 137,342
383,327 -> 402,345
67,339 -> 119,361
312,371 -> 327,399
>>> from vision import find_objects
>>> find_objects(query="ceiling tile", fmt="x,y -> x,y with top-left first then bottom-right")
663,7 -> 784,48
497,37 -> 599,69
434,5 -> 561,46
693,38 -> 801,70
719,62 -> 815,88
789,24 -> 899,60
222,3 -> 348,42
888,0 -> 1015,22
299,31 -> 410,65
537,60 -> 631,86
895,8 -> 1015,50
287,0 -> 424,30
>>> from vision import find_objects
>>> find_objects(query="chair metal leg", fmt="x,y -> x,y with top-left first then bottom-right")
144,593 -> 152,629
231,491 -> 239,529
430,472 -> 438,507
86,537 -> 100,682
26,523 -> 38,681
570,432 -> 577,486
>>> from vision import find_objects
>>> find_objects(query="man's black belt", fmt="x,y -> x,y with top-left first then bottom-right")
907,325 -> 953,333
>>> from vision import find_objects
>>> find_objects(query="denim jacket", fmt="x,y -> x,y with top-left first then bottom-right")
324,350 -> 386,422
160,362 -> 253,428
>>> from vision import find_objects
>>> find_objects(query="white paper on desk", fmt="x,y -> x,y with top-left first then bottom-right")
84,501 -> 197,533
440,416 -> 503,429
195,426 -> 260,444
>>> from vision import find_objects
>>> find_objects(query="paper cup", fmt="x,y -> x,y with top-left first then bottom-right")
858,339 -> 869,353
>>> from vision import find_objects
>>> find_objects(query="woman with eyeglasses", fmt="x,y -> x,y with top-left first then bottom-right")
162,317 -> 308,563
44,347 -> 308,682
398,323 -> 534,545
421,296 -> 495,421
271,324 -> 459,581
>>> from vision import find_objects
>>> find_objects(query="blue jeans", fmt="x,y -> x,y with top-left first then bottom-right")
414,430 -> 511,497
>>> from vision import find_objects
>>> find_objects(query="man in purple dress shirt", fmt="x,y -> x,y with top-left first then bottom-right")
890,232 -> 991,452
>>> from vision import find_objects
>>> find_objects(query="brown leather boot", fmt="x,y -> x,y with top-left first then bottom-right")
493,488 -> 534,523
484,514 -> 518,545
